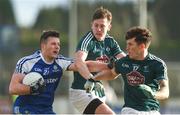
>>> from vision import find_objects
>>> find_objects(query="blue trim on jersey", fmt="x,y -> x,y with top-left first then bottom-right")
17,51 -> 40,73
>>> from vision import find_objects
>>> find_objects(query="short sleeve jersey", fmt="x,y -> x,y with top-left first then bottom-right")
71,31 -> 123,89
114,53 -> 168,111
13,50 -> 72,114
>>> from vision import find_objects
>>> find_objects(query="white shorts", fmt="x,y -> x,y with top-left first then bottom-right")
121,107 -> 160,115
69,88 -> 106,113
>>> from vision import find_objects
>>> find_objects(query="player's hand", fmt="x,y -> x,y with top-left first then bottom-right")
137,84 -> 155,99
30,78 -> 46,95
84,78 -> 95,93
94,81 -> 105,97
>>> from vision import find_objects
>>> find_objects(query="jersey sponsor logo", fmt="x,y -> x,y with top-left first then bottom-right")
45,78 -> 59,84
34,68 -> 42,72
96,55 -> 109,63
93,48 -> 101,53
122,63 -> 129,68
127,71 -> 145,86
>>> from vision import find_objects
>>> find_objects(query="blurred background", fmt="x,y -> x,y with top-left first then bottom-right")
0,0 -> 180,114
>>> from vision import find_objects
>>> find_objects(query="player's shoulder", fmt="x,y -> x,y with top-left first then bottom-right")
115,56 -> 128,64
81,31 -> 94,40
105,34 -> 115,40
17,50 -> 41,64
148,53 -> 166,66
105,34 -> 118,43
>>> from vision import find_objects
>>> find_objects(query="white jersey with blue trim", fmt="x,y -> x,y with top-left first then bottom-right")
13,50 -> 72,113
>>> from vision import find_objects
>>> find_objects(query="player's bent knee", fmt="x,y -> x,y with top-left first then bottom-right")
96,103 -> 115,114
83,98 -> 114,114
83,98 -> 102,114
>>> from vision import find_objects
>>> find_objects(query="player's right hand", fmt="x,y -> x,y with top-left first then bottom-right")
30,78 -> 46,95
84,78 -> 95,93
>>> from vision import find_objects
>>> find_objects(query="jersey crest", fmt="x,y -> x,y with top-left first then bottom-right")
126,70 -> 145,86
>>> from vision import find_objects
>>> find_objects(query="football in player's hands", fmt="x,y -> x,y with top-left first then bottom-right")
23,72 -> 45,95
23,72 -> 44,86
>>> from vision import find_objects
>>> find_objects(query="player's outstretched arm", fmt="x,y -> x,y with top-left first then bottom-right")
9,73 -> 30,95
93,68 -> 119,81
86,61 -> 109,72
68,61 -> 108,72
74,50 -> 93,79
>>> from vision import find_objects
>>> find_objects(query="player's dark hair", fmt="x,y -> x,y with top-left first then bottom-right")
92,6 -> 112,23
40,30 -> 59,44
125,26 -> 152,48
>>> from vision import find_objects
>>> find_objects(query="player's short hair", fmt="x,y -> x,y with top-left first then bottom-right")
40,30 -> 59,44
125,26 -> 152,48
92,6 -> 112,23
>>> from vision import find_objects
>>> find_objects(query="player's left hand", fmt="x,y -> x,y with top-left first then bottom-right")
94,81 -> 105,97
84,78 -> 95,93
137,84 -> 155,99
30,78 -> 46,95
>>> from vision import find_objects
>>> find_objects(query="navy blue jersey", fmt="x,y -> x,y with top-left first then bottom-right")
13,50 -> 72,114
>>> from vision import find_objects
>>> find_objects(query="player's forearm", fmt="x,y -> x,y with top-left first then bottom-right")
154,80 -> 169,100
86,61 -> 109,72
75,60 -> 92,79
9,73 -> 31,95
154,86 -> 169,100
9,83 -> 30,95
94,70 -> 117,81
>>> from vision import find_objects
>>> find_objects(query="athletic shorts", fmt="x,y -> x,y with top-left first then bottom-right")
121,107 -> 160,115
69,88 -> 106,113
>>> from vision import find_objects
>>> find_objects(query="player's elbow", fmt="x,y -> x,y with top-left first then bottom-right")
9,86 -> 15,95
9,83 -> 17,95
164,91 -> 169,99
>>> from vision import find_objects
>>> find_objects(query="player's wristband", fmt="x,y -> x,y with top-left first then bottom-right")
87,74 -> 95,79
88,78 -> 95,82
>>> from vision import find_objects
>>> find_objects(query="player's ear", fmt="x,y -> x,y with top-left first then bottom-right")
91,22 -> 93,30
139,43 -> 146,49
107,23 -> 112,31
40,42 -> 45,50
